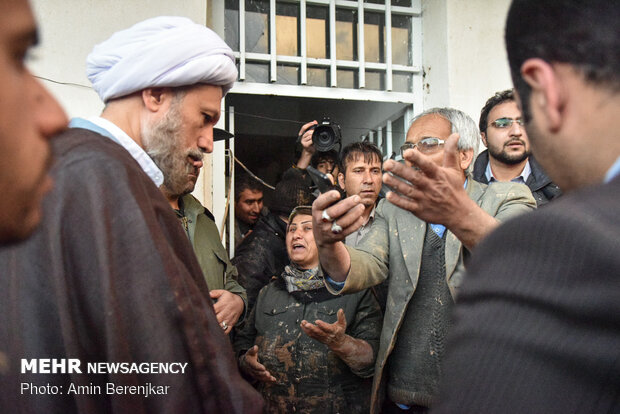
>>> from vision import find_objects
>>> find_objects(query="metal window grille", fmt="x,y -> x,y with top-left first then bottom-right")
225,0 -> 422,99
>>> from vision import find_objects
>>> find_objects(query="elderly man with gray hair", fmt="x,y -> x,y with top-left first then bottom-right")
0,16 -> 262,413
311,107 -> 536,413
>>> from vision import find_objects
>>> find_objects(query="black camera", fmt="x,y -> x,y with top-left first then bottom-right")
312,118 -> 341,152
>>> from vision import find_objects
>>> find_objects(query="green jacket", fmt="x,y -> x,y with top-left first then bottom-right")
178,194 -> 247,320
325,178 -> 536,413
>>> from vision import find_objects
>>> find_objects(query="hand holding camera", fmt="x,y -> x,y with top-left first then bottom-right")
298,120 -> 318,155
295,118 -> 342,171
299,117 -> 341,153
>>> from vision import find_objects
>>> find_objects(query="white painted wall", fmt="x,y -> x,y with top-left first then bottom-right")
29,0 -> 207,118
422,0 -> 513,127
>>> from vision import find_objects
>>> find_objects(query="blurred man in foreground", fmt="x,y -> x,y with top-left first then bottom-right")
0,0 -> 67,244
435,1 -> 620,412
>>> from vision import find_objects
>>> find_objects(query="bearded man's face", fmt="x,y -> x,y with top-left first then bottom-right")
143,96 -> 204,198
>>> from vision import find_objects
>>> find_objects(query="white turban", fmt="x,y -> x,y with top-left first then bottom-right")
87,16 -> 238,102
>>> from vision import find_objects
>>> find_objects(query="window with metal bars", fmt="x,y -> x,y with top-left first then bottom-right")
224,0 -> 421,93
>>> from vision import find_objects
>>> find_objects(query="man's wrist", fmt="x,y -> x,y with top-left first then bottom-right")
328,334 -> 349,354
325,275 -> 346,290
445,190 -> 477,230
234,293 -> 247,324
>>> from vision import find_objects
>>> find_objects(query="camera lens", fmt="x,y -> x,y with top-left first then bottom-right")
312,119 -> 341,152
316,130 -> 333,146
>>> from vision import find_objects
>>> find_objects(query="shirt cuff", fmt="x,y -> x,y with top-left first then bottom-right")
325,276 -> 346,290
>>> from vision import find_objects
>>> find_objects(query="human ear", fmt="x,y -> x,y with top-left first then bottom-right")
459,149 -> 474,171
141,88 -> 173,113
521,58 -> 562,132
480,131 -> 488,147
337,172 -> 345,190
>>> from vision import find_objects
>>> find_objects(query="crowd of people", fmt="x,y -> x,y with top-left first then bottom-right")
0,0 -> 618,413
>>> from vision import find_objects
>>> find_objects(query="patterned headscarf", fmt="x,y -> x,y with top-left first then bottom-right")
281,264 -> 323,293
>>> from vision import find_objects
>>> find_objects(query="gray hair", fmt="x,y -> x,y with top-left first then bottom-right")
410,107 -> 480,174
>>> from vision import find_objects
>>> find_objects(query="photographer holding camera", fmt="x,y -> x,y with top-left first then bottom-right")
295,119 -> 340,177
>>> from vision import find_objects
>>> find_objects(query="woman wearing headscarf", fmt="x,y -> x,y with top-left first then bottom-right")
234,206 -> 382,413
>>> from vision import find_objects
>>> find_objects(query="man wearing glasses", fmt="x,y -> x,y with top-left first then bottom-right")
473,89 -> 561,206
311,107 -> 535,413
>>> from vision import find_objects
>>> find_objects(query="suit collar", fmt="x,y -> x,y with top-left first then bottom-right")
472,150 -> 490,184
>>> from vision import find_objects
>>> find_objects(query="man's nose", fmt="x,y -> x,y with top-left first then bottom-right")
509,121 -> 523,136
32,75 -> 68,140
362,170 -> 373,183
198,125 -> 214,154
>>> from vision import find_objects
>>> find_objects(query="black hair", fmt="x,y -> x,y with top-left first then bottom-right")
235,174 -> 263,202
338,141 -> 383,177
479,89 -> 515,134
310,149 -> 339,169
505,0 -> 620,122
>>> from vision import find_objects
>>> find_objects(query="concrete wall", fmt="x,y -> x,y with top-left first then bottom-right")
422,0 -> 514,126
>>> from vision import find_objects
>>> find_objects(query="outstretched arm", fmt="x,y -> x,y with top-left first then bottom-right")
383,133 -> 500,250
311,191 -> 365,281
300,308 -> 374,372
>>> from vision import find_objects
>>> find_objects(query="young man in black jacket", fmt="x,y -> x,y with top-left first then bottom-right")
473,89 -> 561,206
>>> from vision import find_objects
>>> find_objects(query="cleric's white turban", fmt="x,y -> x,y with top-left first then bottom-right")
86,16 -> 238,102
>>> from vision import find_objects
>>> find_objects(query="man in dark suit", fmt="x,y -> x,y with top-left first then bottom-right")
433,1 -> 620,413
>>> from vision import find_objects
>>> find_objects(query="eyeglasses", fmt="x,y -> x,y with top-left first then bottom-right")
490,117 -> 525,129
400,137 -> 445,157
